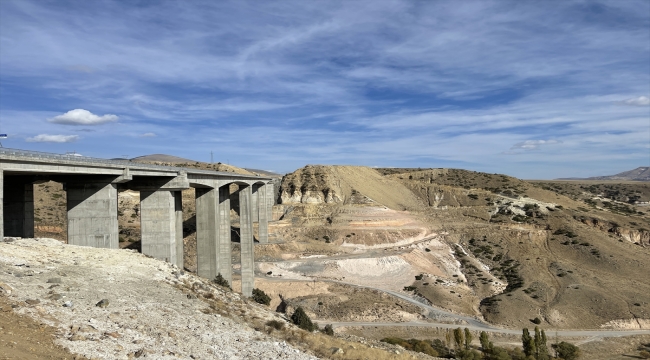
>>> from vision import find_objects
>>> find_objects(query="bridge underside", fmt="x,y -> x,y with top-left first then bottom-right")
0,164 -> 273,297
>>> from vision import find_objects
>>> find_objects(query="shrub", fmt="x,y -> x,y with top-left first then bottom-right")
552,341 -> 580,360
212,273 -> 232,290
322,324 -> 334,336
531,317 -> 542,324
291,307 -> 316,332
266,319 -> 285,330
380,338 -> 438,357
252,288 -> 271,305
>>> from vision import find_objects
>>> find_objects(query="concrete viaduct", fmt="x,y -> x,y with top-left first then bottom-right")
0,148 -> 274,297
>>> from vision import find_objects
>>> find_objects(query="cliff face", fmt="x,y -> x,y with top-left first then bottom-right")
279,165 -> 425,210
280,165 -> 344,204
575,215 -> 650,246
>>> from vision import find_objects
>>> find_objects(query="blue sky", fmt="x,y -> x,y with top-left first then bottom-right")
0,0 -> 648,178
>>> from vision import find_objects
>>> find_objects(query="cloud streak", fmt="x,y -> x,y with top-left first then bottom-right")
26,134 -> 79,143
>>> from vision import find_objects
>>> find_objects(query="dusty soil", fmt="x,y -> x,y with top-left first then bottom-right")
0,295 -> 80,360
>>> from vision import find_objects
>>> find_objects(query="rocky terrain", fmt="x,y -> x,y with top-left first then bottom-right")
22,157 -> 650,359
0,237 -> 437,360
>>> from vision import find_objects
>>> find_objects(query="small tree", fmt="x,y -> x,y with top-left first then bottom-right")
480,331 -> 491,352
522,328 -> 536,358
252,288 -> 271,305
213,273 -> 231,290
464,328 -> 473,350
454,327 -> 465,351
534,327 -> 549,360
552,342 -> 580,360
291,306 -> 316,332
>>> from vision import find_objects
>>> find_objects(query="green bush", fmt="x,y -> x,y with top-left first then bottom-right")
212,273 -> 232,290
291,307 -> 316,332
552,341 -> 580,360
265,319 -> 285,330
322,324 -> 334,336
252,288 -> 271,305
380,338 -> 438,357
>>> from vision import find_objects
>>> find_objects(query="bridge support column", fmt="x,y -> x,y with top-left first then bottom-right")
265,182 -> 274,220
2,175 -> 35,238
140,190 -> 182,264
258,184 -> 268,244
175,191 -> 183,269
251,184 -> 260,222
0,170 -> 3,239
67,179 -> 117,248
218,186 -> 232,285
238,185 -> 254,297
196,187 -> 218,279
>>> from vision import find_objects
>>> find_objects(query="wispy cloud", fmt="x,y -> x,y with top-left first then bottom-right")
26,134 -> 79,143
621,96 -> 650,106
140,132 -> 156,137
0,0 -> 648,178
48,109 -> 118,126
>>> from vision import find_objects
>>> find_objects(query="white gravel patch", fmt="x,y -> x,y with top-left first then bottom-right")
0,238 -> 318,360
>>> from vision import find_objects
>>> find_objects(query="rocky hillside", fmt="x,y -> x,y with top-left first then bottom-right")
271,165 -> 650,331
0,238 -> 434,360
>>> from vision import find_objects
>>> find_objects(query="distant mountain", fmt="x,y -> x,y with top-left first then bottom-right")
557,167 -> 650,181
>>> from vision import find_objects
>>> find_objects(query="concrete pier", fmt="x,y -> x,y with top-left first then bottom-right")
3,176 -> 34,238
265,182 -> 274,220
257,184 -> 268,244
196,187 -> 218,279
217,186 -> 233,285
67,179 -> 117,248
251,184 -> 260,222
140,190 -> 182,264
238,185 -> 254,297
174,191 -> 183,268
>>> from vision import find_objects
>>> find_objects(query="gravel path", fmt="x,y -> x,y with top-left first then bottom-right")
0,238 -> 318,360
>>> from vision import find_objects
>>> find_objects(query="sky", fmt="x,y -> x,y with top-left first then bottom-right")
0,0 -> 649,178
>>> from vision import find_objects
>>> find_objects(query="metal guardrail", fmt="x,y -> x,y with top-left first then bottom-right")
0,148 -> 264,179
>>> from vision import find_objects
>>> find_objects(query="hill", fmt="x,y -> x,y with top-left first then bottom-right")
265,165 -> 650,333
558,167 -> 650,181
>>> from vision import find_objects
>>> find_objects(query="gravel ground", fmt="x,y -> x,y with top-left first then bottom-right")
0,238 -> 318,360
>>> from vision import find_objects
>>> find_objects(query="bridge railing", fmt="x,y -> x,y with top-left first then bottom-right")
0,148 -> 262,178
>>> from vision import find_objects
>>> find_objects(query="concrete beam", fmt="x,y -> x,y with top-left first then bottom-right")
140,190 -> 181,264
2,175 -> 34,238
127,173 -> 190,191
196,187 -> 218,279
258,184 -> 268,244
67,179 -> 118,248
217,186 -> 232,285
238,185 -> 254,297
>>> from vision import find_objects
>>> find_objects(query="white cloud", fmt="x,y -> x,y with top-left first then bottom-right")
26,134 -> 79,143
511,139 -> 561,150
621,96 -> 650,106
140,132 -> 156,137
48,109 -> 118,125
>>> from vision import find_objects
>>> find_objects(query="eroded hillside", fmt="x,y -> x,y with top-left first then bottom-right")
262,166 -> 650,332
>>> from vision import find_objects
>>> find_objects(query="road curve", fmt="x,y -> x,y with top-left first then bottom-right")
258,276 -> 650,339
